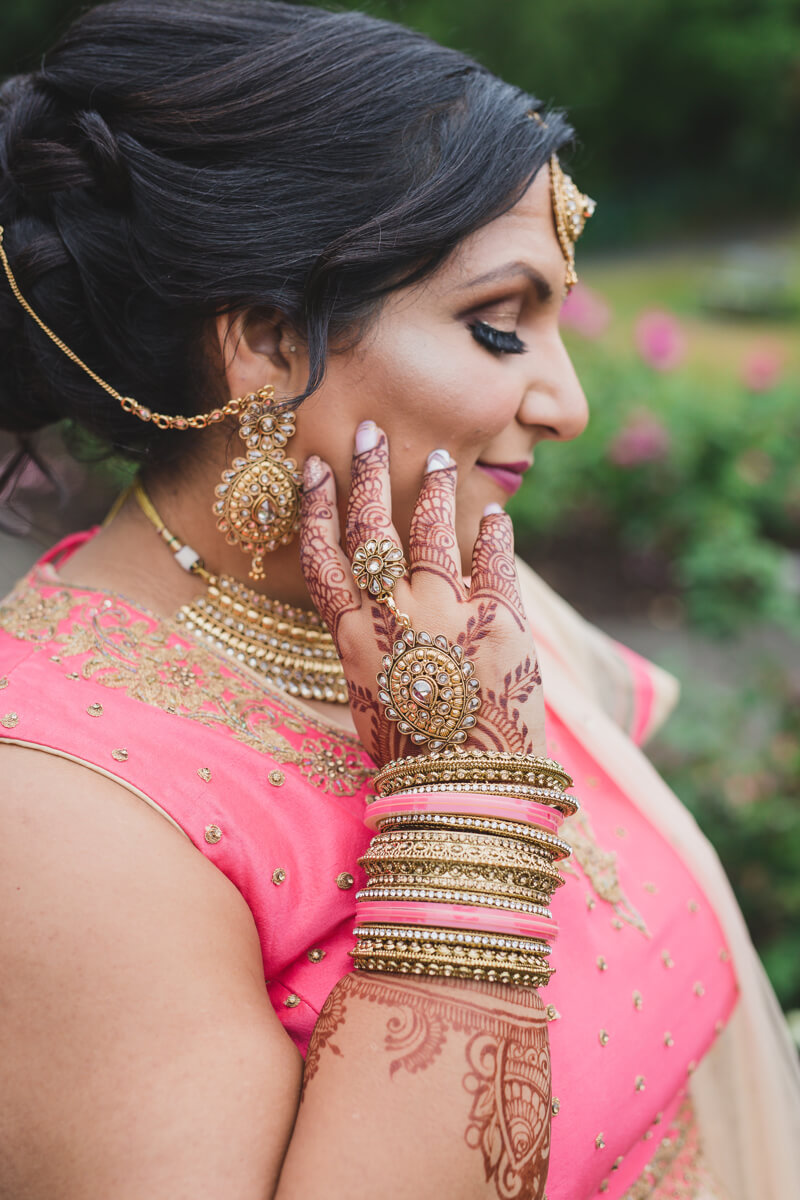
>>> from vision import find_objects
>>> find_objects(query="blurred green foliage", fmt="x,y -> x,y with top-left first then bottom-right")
509,333 -> 800,635
2,0 -> 799,245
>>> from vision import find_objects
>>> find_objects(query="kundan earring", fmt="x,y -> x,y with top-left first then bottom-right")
213,384 -> 303,580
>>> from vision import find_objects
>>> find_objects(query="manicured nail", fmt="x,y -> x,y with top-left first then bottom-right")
355,420 -> 378,454
483,503 -> 504,516
426,449 -> 453,472
304,455 -> 325,486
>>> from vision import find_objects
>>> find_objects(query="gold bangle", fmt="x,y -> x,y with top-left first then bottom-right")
361,827 -> 562,870
350,952 -> 553,990
355,883 -> 552,917
351,944 -> 552,977
362,867 -> 556,908
352,922 -> 552,957
374,812 -> 573,860
374,750 -> 573,797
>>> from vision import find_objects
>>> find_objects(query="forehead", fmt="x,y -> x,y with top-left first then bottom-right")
445,164 -> 565,291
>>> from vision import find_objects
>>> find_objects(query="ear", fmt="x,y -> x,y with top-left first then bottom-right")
214,309 -> 305,401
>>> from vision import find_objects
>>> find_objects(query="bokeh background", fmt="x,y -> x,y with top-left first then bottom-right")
2,0 -> 799,1029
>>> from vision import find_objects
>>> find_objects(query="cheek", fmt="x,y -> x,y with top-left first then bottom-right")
365,321 -> 520,452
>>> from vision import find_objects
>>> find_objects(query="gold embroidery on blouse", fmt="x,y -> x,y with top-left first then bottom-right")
622,1095 -> 726,1199
560,809 -> 651,937
0,580 -> 371,796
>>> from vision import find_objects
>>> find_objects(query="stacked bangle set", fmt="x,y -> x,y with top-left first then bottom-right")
348,538 -> 575,990
351,750 -> 576,989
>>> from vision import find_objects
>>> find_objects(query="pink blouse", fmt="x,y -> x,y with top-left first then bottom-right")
0,533 -> 738,1199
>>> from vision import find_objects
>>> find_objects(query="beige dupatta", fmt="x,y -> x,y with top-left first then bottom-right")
516,558 -> 800,1199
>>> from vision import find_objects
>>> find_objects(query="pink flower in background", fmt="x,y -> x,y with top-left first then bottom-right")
741,342 -> 784,393
560,282 -> 611,338
608,411 -> 671,467
634,309 -> 687,371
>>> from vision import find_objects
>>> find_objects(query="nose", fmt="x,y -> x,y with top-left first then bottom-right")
517,331 -> 589,442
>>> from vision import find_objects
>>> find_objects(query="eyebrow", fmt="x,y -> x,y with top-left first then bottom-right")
456,260 -> 554,303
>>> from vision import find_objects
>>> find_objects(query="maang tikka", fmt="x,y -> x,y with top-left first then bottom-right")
213,385 -> 303,581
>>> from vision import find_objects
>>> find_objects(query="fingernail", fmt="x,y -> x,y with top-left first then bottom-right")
304,455 -> 325,486
355,420 -> 378,454
426,449 -> 453,472
483,503 -> 504,516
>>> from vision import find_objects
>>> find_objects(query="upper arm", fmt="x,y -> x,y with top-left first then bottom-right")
0,745 -> 303,1200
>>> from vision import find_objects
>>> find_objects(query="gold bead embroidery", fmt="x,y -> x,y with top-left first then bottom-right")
643,881 -> 658,893
599,1181 -> 609,1193
0,676 -> 7,689
307,948 -> 325,963
86,702 -> 103,717
336,871 -> 355,890
598,1029 -> 610,1046
664,1032 -> 674,1047
596,956 -> 608,971
269,769 -> 285,786
1,711 -> 19,728
693,981 -> 705,996
197,767 -> 212,782
661,950 -> 674,968
633,989 -> 643,1010
612,1156 -> 624,1171
111,748 -> 129,762
204,824 -> 222,844
284,993 -> 300,1008
546,1004 -> 561,1021
65,672 -> 80,681
551,1097 -> 560,1115
272,868 -> 287,885
595,1133 -> 606,1149
635,1075 -> 646,1091
48,655 -> 61,663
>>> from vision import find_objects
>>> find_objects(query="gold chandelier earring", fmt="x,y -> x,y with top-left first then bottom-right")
213,384 -> 304,581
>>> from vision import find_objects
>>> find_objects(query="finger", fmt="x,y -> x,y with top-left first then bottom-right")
408,450 -> 465,600
345,421 -> 398,559
300,456 -> 361,641
470,505 -> 528,631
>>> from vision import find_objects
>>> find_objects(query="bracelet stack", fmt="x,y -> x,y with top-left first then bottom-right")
351,750 -> 576,988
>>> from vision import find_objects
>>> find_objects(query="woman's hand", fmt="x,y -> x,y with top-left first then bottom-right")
299,422 -> 546,766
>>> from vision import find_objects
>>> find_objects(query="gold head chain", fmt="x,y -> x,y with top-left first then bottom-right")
0,224 -> 241,431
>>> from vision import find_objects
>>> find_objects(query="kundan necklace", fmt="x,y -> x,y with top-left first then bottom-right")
132,478 -> 349,704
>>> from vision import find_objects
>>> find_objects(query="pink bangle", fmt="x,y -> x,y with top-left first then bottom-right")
364,791 -> 564,836
354,900 -> 559,943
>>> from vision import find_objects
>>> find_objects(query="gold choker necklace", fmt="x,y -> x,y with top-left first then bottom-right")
132,479 -> 349,705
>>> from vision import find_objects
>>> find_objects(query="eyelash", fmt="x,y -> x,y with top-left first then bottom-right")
468,320 -> 527,355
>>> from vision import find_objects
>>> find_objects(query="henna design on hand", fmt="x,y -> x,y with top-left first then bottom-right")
471,513 -> 529,632
299,466 -> 359,644
345,435 -> 394,558
307,974 -> 551,1200
409,465 -> 466,603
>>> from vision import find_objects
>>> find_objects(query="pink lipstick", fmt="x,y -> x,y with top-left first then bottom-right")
476,460 -> 531,497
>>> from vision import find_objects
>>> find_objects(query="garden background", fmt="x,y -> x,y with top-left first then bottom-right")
2,0 -> 799,1029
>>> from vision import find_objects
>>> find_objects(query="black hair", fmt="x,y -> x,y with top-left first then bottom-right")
0,0 -> 573,468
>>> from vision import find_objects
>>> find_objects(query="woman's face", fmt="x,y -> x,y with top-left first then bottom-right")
290,163 -> 589,562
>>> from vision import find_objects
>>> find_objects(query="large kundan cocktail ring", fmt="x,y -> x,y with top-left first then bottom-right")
351,538 -> 482,749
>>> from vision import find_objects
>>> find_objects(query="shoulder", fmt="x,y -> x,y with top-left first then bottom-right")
0,743 -> 303,1197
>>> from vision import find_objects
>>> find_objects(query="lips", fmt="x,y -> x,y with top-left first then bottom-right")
476,460 -> 531,497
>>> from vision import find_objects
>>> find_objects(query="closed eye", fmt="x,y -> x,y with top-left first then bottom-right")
469,320 -> 527,355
